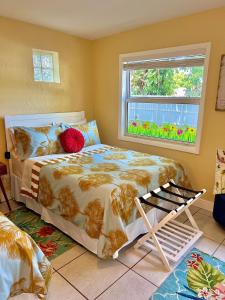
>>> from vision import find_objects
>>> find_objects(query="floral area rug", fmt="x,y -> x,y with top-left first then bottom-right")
151,248 -> 225,300
7,207 -> 76,260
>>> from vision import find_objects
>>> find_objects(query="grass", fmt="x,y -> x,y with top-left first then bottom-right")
127,120 -> 197,143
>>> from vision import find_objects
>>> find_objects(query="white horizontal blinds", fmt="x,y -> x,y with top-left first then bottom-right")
122,48 -> 206,71
123,56 -> 205,70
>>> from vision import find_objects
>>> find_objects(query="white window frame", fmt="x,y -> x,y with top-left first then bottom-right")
32,49 -> 60,83
118,43 -> 211,154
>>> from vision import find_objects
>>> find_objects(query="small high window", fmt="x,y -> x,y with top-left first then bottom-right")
32,49 -> 60,83
119,43 -> 211,154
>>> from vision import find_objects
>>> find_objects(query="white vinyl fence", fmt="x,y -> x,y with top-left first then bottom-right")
128,103 -> 199,128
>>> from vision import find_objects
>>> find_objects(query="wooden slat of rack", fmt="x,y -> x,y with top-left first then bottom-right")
143,227 -> 203,263
171,220 -> 198,232
155,236 -> 182,251
166,222 -> 195,236
146,240 -> 178,256
156,232 -> 184,247
158,228 -> 188,243
164,225 -> 192,239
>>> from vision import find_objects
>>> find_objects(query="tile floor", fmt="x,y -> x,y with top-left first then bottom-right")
1,202 -> 224,300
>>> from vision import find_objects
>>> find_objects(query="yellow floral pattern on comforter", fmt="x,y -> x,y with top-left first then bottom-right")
0,212 -> 52,300
37,146 -> 189,258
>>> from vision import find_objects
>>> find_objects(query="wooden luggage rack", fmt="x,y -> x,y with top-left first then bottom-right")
134,180 -> 206,271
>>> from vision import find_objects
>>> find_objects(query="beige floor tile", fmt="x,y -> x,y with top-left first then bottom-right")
117,243 -> 150,268
10,273 -> 86,300
175,206 -> 199,224
176,212 -> 188,223
97,270 -> 156,300
47,272 -> 85,300
214,244 -> 225,262
0,201 -> 9,213
185,212 -> 225,243
10,200 -> 23,210
132,251 -> 171,287
0,200 -> 22,214
189,205 -> 200,215
194,237 -> 219,255
59,251 -> 128,299
51,245 -> 86,270
198,208 -> 212,217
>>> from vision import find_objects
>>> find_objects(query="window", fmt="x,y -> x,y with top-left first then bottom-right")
119,43 -> 210,154
32,49 -> 60,83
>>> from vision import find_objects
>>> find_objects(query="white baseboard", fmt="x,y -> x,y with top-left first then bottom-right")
194,198 -> 214,212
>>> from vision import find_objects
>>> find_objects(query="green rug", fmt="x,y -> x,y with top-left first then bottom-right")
7,207 -> 76,261
150,248 -> 225,299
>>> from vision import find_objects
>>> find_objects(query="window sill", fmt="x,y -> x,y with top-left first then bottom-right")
118,133 -> 200,154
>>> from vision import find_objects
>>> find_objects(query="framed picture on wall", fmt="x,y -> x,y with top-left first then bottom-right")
216,55 -> 225,111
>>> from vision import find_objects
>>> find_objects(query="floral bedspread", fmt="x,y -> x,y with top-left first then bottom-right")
214,149 -> 225,194
0,212 -> 52,300
25,145 -> 189,258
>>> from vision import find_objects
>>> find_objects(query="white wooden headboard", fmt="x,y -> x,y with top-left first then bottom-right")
4,111 -> 86,153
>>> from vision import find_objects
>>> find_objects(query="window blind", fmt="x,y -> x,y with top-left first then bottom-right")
123,55 -> 205,70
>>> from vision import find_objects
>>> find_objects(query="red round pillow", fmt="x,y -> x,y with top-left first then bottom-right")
60,128 -> 84,153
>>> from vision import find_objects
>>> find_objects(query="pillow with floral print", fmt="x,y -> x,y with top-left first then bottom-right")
62,120 -> 101,147
11,125 -> 64,160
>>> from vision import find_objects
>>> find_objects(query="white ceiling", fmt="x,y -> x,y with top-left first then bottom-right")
0,0 -> 225,39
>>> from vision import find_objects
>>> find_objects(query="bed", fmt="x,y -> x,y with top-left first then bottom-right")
0,211 -> 52,300
4,111 -> 190,259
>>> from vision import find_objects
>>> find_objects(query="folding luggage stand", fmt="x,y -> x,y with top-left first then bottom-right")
134,180 -> 206,271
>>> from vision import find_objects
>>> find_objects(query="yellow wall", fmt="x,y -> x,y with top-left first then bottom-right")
92,7 -> 225,201
1,8 -> 225,202
0,16 -> 93,162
